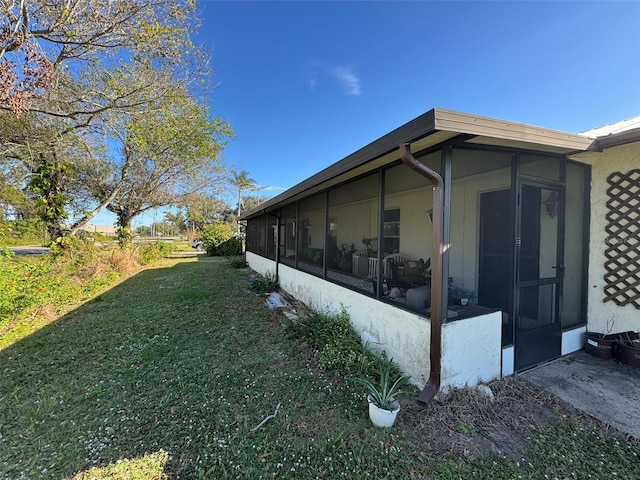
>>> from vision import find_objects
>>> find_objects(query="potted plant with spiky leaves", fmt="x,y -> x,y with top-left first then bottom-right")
353,359 -> 409,427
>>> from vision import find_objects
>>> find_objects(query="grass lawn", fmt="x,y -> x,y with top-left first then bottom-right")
1,256 -> 639,479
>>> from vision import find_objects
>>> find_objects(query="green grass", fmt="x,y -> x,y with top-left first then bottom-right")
1,256 -> 639,479
168,240 -> 194,253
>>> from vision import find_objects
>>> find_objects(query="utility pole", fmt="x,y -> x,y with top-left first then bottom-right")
237,185 -> 243,237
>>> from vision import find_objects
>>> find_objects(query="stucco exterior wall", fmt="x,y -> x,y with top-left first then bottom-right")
571,143 -> 640,334
246,252 -> 502,389
441,310 -> 502,388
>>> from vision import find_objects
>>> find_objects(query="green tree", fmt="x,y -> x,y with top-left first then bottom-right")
181,193 -> 233,234
0,0 -> 217,245
0,110 -> 87,239
231,170 -> 257,235
96,85 -> 233,245
233,170 -> 257,214
163,211 -> 187,235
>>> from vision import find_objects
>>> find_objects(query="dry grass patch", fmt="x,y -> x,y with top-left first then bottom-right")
402,377 -> 562,460
107,248 -> 140,275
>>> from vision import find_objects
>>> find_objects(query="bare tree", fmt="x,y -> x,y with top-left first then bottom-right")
0,0 -> 198,113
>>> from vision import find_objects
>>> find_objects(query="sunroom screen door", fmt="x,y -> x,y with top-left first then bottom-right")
514,183 -> 563,371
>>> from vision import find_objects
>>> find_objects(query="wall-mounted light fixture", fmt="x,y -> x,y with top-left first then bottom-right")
426,208 -> 434,224
543,191 -> 559,218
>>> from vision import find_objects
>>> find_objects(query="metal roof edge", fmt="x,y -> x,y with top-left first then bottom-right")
239,109 -> 438,219
433,109 -> 594,151
239,108 -> 595,220
594,126 -> 640,150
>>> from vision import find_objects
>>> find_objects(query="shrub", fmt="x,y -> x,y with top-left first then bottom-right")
200,222 -> 242,256
218,237 -> 242,256
49,234 -> 85,257
287,308 -> 392,379
0,239 -> 170,346
0,246 -> 14,260
250,274 -> 278,293
0,245 -> 126,337
0,219 -> 46,246
108,248 -> 140,275
136,241 -> 171,264
227,256 -> 248,268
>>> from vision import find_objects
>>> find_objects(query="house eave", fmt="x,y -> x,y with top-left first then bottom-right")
593,126 -> 640,150
239,108 -> 594,220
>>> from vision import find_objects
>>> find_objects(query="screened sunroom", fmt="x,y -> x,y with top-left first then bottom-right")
241,108 -> 594,392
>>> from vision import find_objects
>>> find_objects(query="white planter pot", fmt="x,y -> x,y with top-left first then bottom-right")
368,396 -> 400,427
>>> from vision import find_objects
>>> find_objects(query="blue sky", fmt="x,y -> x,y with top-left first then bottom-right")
92,1 -> 640,227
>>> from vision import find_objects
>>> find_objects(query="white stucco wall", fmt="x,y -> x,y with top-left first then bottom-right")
246,252 -> 502,389
570,143 -> 640,334
248,252 -> 430,385
441,310 -> 502,388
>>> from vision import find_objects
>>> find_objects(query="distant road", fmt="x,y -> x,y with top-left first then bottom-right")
8,246 -> 50,255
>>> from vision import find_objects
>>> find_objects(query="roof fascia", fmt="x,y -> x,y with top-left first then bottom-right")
240,109 -> 438,219
240,108 -> 595,220
594,127 -> 640,149
433,108 -> 595,152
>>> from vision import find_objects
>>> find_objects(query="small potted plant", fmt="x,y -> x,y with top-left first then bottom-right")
448,283 -> 472,306
353,359 -> 409,427
585,330 -> 639,360
615,332 -> 640,368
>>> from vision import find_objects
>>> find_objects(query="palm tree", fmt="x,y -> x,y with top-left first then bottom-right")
232,170 -> 257,235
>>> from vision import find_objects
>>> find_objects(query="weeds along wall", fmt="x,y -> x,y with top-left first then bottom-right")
246,252 -> 430,386
247,252 -> 504,389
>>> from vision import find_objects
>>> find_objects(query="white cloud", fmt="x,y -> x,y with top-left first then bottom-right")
308,61 -> 362,96
327,65 -> 362,96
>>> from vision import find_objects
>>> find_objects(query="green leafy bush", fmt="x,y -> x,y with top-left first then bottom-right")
1,248 -> 118,342
0,246 -> 14,260
49,234 -> 86,257
0,240 -> 171,347
136,241 -> 172,264
227,256 -> 248,268
200,222 -> 242,256
0,219 -> 46,246
287,308 -> 394,379
250,274 -> 278,293
218,237 -> 243,256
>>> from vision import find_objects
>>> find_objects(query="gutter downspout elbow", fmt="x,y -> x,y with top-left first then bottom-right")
399,143 -> 444,407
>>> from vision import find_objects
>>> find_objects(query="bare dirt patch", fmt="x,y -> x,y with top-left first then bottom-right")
399,377 -> 566,461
